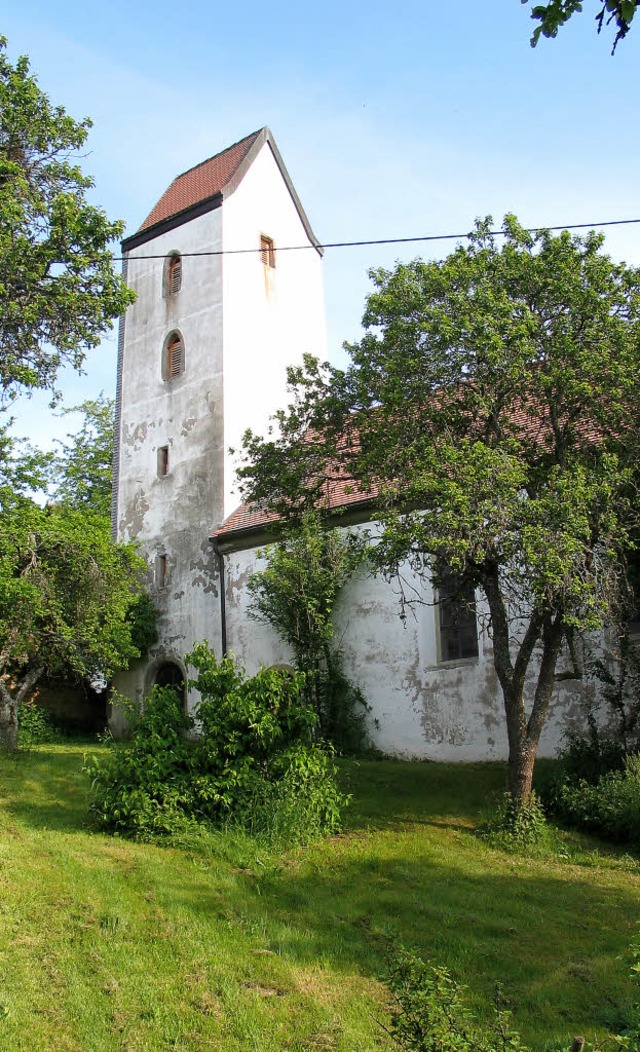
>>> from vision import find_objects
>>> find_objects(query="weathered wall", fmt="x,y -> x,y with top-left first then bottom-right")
222,535 -> 597,761
113,139 -> 326,720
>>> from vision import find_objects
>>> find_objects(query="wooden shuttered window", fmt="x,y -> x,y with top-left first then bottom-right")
155,554 -> 168,589
163,252 -> 182,297
260,235 -> 275,268
169,254 -> 182,294
165,333 -> 184,379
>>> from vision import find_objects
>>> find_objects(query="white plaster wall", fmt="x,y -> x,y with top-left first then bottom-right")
222,528 -> 598,762
221,142 -> 326,518
115,209 -> 225,707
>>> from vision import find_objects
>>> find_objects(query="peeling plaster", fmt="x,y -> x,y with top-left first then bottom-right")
119,489 -> 150,537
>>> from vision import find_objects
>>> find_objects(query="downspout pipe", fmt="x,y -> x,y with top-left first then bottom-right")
211,538 -> 227,657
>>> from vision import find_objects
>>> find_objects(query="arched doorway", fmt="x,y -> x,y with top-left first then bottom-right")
148,658 -> 186,712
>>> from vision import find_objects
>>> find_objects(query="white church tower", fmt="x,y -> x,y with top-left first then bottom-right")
112,128 -> 326,716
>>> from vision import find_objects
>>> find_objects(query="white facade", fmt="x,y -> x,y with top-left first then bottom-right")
113,130 -> 325,720
219,531 -> 596,762
113,128 -> 597,759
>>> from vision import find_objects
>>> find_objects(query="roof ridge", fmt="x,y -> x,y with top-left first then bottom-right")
169,128 -> 265,185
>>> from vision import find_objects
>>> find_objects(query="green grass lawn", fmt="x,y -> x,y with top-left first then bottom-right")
0,745 -> 639,1051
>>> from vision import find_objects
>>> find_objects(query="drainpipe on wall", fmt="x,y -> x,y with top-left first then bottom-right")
211,538 -> 227,657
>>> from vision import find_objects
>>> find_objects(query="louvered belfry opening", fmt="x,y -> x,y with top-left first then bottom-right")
163,252 -> 182,297
164,332 -> 185,380
169,254 -> 182,294
260,234 -> 275,268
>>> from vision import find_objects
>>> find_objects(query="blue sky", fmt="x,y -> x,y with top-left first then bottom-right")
3,1 -> 639,447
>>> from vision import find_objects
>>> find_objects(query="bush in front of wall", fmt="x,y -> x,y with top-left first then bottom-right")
19,699 -> 64,746
189,642 -> 347,843
85,686 -> 195,838
86,645 -> 347,844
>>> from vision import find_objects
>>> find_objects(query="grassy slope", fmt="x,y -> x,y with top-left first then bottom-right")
0,746 -> 638,1051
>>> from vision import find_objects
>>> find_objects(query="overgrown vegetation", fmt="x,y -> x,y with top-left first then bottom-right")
86,643 -> 346,844
18,698 -> 63,746
384,940 -> 640,1052
2,748 -> 639,1051
248,512 -> 372,754
545,625 -> 640,845
240,217 -> 640,815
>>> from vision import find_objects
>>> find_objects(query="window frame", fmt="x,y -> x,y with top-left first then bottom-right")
162,330 -> 185,381
155,553 -> 168,590
436,570 -> 479,663
259,234 -> 275,268
163,252 -> 182,298
157,445 -> 169,478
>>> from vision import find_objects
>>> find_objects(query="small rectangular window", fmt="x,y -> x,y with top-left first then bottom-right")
155,554 -> 168,589
437,570 -> 479,662
260,234 -> 275,268
157,445 -> 169,477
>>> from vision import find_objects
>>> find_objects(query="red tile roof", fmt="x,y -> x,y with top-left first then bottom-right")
214,474 -> 379,543
138,129 -> 263,233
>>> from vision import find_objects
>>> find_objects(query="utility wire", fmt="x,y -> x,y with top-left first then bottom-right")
116,216 -> 640,261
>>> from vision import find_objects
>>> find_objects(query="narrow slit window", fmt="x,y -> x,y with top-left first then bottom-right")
157,445 -> 169,477
155,554 -> 168,589
437,570 -> 479,662
163,332 -> 185,380
260,234 -> 275,268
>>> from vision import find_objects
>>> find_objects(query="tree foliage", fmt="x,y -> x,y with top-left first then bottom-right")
0,492 -> 149,750
523,0 -> 638,51
240,216 -> 640,810
47,394 -> 114,516
247,513 -> 370,752
0,37 -> 134,407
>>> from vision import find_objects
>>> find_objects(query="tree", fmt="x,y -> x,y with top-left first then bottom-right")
48,394 -> 114,516
0,38 -> 134,408
247,513 -> 370,752
240,215 -> 640,810
0,492 -> 149,750
523,0 -> 638,51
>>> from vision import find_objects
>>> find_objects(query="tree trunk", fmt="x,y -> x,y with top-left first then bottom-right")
0,694 -> 18,751
0,666 -> 45,751
482,565 -> 565,814
507,737 -> 536,809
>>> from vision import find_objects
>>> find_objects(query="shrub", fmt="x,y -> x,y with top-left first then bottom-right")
85,685 -> 195,838
479,791 -> 548,849
555,713 -> 626,788
553,753 -> 640,844
385,946 -> 528,1052
86,646 -> 348,844
189,643 -> 348,841
19,699 -> 63,745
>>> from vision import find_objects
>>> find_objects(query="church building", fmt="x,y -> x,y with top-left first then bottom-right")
113,129 -> 595,759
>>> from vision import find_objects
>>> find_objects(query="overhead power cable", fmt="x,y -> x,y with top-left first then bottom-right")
116,216 -> 640,261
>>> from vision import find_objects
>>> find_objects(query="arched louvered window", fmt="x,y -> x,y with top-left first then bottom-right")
163,252 -> 182,297
162,331 -> 185,381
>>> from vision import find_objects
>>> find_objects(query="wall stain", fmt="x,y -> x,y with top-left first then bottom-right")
119,489 -> 150,537
122,420 -> 152,451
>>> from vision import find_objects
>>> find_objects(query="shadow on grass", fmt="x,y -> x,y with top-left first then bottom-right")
0,745 -> 91,833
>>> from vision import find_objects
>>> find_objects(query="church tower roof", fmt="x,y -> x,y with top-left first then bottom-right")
122,127 -> 322,254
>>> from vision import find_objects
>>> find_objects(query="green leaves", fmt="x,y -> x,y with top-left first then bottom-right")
524,0 -> 638,50
0,38 -> 134,406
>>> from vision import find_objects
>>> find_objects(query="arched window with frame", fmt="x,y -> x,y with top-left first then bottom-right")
163,252 -> 182,297
162,330 -> 185,381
